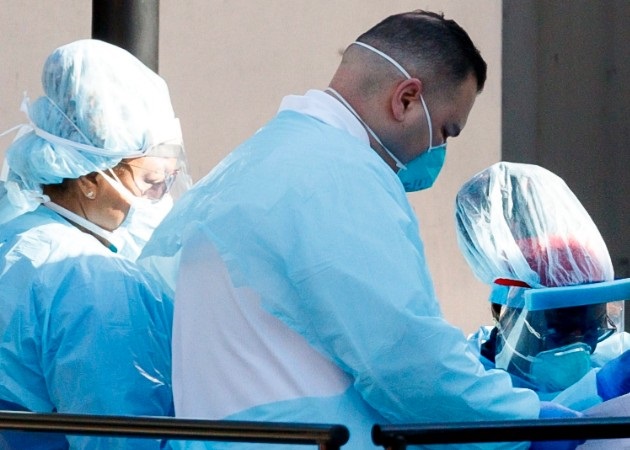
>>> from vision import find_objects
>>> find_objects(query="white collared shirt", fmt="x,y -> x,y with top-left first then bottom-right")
278,89 -> 369,144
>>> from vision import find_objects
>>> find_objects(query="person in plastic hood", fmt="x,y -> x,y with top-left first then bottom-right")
0,39 -> 181,449
140,11 -> 585,450
456,161 -> 630,412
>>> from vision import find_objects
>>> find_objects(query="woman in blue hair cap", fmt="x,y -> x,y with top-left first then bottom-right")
0,39 -> 188,449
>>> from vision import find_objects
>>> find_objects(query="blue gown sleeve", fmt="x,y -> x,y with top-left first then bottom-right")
218,149 -> 540,424
143,114 -> 540,430
39,255 -> 173,449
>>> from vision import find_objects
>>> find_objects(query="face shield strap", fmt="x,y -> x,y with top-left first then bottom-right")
20,95 -> 148,159
0,123 -> 27,143
0,97 -> 56,181
37,96 -> 94,147
495,307 -> 528,370
0,115 -> 53,211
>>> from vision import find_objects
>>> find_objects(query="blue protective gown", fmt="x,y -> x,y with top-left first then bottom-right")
469,325 -> 630,411
0,206 -> 174,449
140,95 -> 540,450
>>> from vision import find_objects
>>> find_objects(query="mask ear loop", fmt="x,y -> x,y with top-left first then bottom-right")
352,41 -> 412,78
98,168 -> 139,205
46,167 -> 143,252
419,95 -> 435,151
326,87 -> 407,171
350,42 -> 440,160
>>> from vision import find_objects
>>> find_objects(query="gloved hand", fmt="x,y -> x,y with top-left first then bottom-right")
596,349 -> 630,401
530,439 -> 581,450
538,401 -> 583,419
531,402 -> 584,450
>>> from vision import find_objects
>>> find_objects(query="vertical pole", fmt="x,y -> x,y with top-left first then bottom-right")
319,444 -> 340,450
91,0 -> 159,72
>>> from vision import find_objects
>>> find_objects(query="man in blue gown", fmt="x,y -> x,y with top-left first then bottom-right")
140,10 -> 630,450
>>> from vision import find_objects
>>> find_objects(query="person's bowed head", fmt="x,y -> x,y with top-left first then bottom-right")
1,39 -> 192,259
0,39 -> 183,449
490,235 -> 621,393
455,162 -> 613,290
455,161 -> 630,398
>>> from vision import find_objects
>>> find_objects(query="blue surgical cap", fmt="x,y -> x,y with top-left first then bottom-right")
2,39 -> 181,216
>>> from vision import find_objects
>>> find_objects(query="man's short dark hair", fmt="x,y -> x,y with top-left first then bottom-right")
356,10 -> 487,93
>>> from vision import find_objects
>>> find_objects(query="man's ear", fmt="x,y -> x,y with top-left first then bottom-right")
390,78 -> 423,122
77,172 -> 99,200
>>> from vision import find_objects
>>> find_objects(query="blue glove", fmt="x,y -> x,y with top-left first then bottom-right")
530,402 -> 583,450
530,439 -> 581,450
596,349 -> 630,401
538,401 -> 583,419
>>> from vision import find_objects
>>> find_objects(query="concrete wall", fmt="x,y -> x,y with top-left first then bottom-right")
503,1 -> 630,323
0,1 -> 503,334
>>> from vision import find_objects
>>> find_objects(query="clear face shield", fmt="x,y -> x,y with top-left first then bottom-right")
493,280 -> 629,392
122,117 -> 193,200
119,141 -> 192,201
105,135 -> 192,261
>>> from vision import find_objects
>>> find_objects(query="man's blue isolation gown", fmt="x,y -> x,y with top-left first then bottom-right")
140,90 -> 539,450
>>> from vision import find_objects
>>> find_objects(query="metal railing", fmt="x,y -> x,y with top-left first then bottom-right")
372,417 -> 630,449
0,411 -> 349,449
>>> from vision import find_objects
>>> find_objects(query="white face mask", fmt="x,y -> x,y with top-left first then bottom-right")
114,194 -> 173,261
102,169 -> 174,261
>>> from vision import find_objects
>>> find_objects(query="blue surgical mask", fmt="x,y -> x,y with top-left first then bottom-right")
397,146 -> 446,191
496,318 -> 592,393
529,343 -> 592,392
328,41 -> 447,192
393,92 -> 447,191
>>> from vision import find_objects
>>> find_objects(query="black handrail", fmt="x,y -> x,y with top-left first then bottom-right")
372,417 -> 630,449
0,411 -> 349,449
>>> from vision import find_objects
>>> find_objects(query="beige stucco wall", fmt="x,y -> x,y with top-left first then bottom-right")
0,1 -> 502,334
